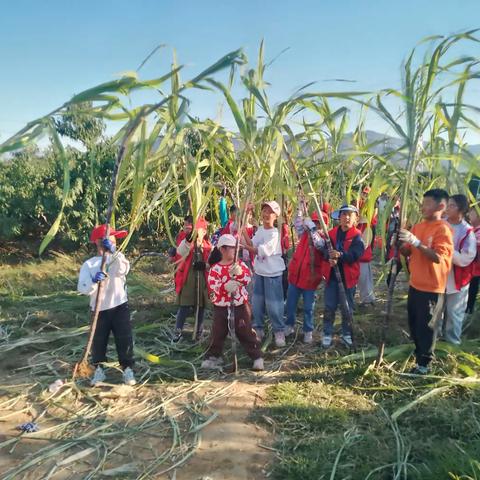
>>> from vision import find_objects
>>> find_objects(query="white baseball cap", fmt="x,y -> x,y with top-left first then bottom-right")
217,234 -> 237,248
261,200 -> 281,216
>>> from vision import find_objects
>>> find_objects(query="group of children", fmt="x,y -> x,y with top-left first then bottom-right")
77,188 -> 480,385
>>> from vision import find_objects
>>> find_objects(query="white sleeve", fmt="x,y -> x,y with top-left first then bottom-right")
108,252 -> 130,277
77,262 -> 97,296
177,239 -> 192,257
453,232 -> 477,267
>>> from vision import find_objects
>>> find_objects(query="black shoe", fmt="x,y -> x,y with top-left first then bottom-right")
171,329 -> 183,343
409,365 -> 428,375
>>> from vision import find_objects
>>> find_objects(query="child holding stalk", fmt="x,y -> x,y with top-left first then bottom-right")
202,234 -> 263,370
172,217 -> 212,342
441,194 -> 476,344
317,205 -> 364,348
285,205 -> 327,344
77,225 -> 136,386
466,205 -> 480,314
241,201 -> 287,347
399,189 -> 453,374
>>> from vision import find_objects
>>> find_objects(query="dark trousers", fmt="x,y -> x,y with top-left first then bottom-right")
92,302 -> 134,369
407,287 -> 444,367
466,276 -> 480,314
205,303 -> 261,360
175,306 -> 205,334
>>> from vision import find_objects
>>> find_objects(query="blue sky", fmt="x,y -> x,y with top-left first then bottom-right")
1,0 -> 479,142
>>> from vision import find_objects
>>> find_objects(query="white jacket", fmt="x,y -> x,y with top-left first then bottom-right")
77,252 -> 130,311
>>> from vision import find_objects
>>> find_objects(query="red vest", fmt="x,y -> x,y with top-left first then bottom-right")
473,226 -> 480,277
174,239 -> 212,294
358,223 -> 373,263
454,227 -> 475,290
288,232 -> 324,290
322,226 -> 362,289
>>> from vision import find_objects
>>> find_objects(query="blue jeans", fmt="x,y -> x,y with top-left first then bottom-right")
286,283 -> 316,332
323,279 -> 355,336
252,274 -> 285,333
444,289 -> 469,344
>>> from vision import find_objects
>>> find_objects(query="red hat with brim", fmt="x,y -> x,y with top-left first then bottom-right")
90,225 -> 128,243
195,217 -> 208,230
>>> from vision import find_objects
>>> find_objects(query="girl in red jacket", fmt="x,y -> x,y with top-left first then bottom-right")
285,208 -> 327,343
172,217 -> 212,342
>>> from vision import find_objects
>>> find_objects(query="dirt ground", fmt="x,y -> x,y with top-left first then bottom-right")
175,382 -> 272,480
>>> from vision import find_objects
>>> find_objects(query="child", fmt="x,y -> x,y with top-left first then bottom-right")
399,189 -> 453,374
168,215 -> 193,262
241,201 -> 287,347
442,194 -> 476,344
77,225 -> 136,387
202,234 -> 263,370
285,207 -> 327,343
317,205 -> 365,348
357,217 -> 376,306
173,217 -> 212,342
466,205 -> 480,314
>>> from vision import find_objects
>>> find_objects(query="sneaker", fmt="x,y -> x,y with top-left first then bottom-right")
322,335 -> 332,348
285,325 -> 295,337
274,331 -> 286,347
409,365 -> 429,375
254,328 -> 265,341
303,331 -> 313,344
201,357 -> 223,369
123,367 -> 137,386
171,329 -> 183,343
90,366 -> 106,387
252,358 -> 264,371
341,335 -> 353,348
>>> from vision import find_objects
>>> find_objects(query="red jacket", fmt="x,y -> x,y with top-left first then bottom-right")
174,239 -> 212,294
288,232 -> 324,290
473,226 -> 480,277
358,222 -> 373,263
454,227 -> 475,290
322,226 -> 362,289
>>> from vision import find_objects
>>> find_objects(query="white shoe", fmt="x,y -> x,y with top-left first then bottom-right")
252,358 -> 264,371
254,328 -> 265,341
285,325 -> 295,337
201,357 -> 223,369
303,331 -> 313,344
341,334 -> 353,348
90,366 -> 106,387
322,335 -> 332,348
274,332 -> 286,347
123,367 -> 137,386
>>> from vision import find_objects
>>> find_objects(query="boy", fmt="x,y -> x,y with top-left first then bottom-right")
202,234 -> 263,370
285,207 -> 327,343
399,189 -> 453,374
318,205 -> 364,348
241,201 -> 286,347
173,217 -> 212,342
77,225 -> 136,387
442,194 -> 476,344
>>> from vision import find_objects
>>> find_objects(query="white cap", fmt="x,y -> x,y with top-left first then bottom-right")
261,200 -> 281,216
217,234 -> 237,248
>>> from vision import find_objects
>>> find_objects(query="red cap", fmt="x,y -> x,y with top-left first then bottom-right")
321,202 -> 331,214
90,225 -> 128,243
195,216 -> 208,230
